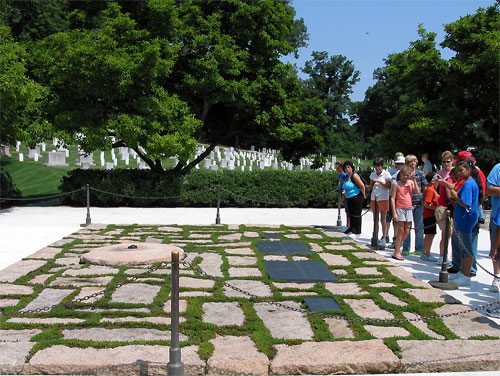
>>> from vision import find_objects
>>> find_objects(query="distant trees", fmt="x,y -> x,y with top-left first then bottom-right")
355,3 -> 499,170
301,51 -> 361,156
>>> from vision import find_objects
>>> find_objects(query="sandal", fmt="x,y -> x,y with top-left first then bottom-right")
392,255 -> 404,261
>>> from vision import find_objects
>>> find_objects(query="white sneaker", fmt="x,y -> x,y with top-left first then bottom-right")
436,257 -> 443,265
449,271 -> 462,281
379,238 -> 386,249
454,273 -> 471,287
490,277 -> 500,293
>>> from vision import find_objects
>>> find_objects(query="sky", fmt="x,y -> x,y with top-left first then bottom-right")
286,0 -> 494,102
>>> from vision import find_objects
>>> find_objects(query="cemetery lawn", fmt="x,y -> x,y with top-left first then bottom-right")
1,157 -> 74,198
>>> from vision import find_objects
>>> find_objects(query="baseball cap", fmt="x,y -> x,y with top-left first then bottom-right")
395,156 -> 405,164
454,151 -> 473,162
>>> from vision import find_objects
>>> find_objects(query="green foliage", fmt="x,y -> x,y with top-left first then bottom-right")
0,26 -> 49,146
0,168 -> 21,202
356,4 -> 499,169
60,169 -> 338,208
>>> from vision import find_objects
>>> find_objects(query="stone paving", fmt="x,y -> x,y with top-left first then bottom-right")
0,224 -> 499,375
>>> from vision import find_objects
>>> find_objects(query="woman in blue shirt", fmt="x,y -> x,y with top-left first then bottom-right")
342,161 -> 366,236
447,160 -> 482,287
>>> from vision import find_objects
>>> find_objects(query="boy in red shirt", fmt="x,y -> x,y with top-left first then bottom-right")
422,173 -> 440,261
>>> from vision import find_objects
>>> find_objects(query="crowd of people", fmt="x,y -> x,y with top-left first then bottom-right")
336,152 -> 500,318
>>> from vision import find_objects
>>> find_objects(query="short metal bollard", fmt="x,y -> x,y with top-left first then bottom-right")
83,184 -> 91,227
215,185 -> 221,225
167,250 -> 184,375
371,195 -> 379,248
429,210 -> 458,290
336,190 -> 342,227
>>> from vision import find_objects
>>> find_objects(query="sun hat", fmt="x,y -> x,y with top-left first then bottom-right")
395,156 -> 405,164
454,150 -> 473,162
394,152 -> 404,159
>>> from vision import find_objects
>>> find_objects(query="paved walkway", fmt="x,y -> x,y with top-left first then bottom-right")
0,205 -> 499,375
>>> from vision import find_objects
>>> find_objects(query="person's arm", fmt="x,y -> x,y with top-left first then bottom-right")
486,185 -> 500,196
381,172 -> 392,190
390,183 -> 398,222
411,178 -> 421,196
352,173 -> 366,197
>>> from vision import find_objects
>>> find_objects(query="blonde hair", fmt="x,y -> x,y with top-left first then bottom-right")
441,151 -> 453,161
400,165 -> 412,176
405,154 -> 417,164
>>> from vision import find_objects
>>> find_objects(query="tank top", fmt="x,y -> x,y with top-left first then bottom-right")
395,180 -> 413,209
344,174 -> 361,199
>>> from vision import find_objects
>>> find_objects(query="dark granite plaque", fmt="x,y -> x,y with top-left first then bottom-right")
256,241 -> 311,255
264,260 -> 338,282
303,297 -> 342,312
263,232 -> 281,239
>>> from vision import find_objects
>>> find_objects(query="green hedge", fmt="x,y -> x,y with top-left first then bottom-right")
60,169 -> 339,208
0,169 -> 21,208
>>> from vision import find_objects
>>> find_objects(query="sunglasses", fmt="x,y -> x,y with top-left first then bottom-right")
442,160 -> 452,164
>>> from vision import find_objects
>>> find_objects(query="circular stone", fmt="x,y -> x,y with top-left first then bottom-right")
80,242 -> 184,266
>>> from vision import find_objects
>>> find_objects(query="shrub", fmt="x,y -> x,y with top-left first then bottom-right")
0,169 -> 21,207
60,169 -> 339,208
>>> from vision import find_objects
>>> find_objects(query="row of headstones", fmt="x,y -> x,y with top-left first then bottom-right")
10,140 -> 151,170
192,145 -> 339,172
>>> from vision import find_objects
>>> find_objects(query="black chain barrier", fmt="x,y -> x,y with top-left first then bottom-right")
0,187 -> 84,201
0,259 -> 176,317
180,258 -> 500,325
89,186 -> 217,200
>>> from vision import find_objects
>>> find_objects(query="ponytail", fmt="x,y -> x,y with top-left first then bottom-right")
457,160 -> 483,205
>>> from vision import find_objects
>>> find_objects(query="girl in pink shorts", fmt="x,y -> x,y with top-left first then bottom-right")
391,165 -> 421,260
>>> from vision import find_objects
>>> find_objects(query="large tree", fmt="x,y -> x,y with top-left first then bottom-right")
441,2 -> 500,170
0,26 -> 48,146
301,51 -> 361,156
25,0 -> 323,173
356,3 -> 499,169
355,26 -> 450,159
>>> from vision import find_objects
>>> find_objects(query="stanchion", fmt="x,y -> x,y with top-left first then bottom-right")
429,210 -> 458,290
167,250 -> 184,375
370,195 -> 379,249
82,184 -> 91,227
215,185 -> 221,225
336,190 -> 342,228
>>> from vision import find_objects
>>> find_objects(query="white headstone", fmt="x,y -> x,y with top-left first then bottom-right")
19,153 -> 24,162
250,146 -> 255,151
210,164 -> 219,171
15,141 -> 21,152
34,153 -> 39,162
105,162 -> 114,170
81,161 -> 91,170
65,149 -> 69,158
271,163 -> 278,169
221,160 -> 228,169
258,161 -> 265,169
43,151 -> 68,167
52,138 -> 58,146
27,147 -> 40,159
204,159 -> 212,169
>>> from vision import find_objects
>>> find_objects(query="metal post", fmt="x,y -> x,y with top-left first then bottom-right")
85,184 -> 91,226
215,185 -> 221,225
167,250 -> 184,376
429,210 -> 458,290
371,195 -> 378,248
336,190 -> 342,227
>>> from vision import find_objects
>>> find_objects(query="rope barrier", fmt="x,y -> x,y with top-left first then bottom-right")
0,188 -> 84,201
88,186 -> 216,200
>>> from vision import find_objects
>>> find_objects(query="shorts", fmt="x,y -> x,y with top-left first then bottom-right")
435,206 -> 448,231
371,199 -> 389,213
396,208 -> 412,222
423,216 -> 437,235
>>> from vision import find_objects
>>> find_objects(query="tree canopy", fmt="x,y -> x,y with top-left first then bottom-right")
4,0 -> 327,173
355,3 -> 499,170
